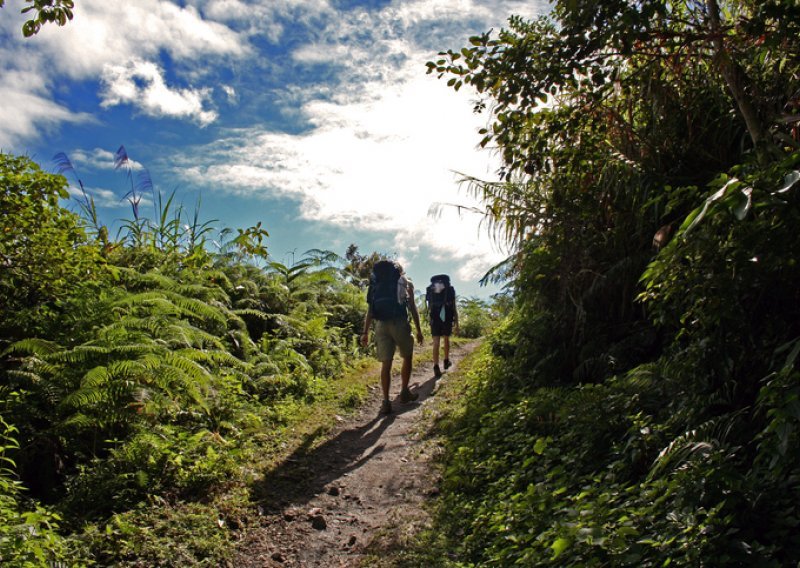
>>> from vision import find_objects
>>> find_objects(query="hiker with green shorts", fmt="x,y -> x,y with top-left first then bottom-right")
361,260 -> 424,415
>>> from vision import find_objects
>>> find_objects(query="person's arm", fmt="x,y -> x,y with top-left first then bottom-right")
361,307 -> 373,347
407,281 -> 424,345
452,291 -> 459,334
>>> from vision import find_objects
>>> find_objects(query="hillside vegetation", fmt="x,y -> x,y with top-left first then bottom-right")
415,1 -> 800,566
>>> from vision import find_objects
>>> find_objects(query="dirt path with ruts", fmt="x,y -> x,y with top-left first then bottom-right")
234,341 -> 478,567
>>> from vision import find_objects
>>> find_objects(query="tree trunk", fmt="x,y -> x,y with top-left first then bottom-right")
705,0 -> 766,153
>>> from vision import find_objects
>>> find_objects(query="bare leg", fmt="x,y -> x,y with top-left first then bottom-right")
443,336 -> 450,362
380,360 -> 392,401
401,355 -> 412,390
432,336 -> 441,365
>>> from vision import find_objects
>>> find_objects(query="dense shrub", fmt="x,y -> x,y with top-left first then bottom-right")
422,1 -> 800,566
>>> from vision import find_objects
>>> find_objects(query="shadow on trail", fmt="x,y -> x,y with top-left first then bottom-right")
250,369 -> 444,510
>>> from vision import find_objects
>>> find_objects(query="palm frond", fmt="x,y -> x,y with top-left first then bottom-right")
303,248 -> 343,266
648,411 -> 747,480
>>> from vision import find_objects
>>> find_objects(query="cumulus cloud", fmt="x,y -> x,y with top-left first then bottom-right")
170,0 -> 546,280
101,59 -> 217,125
33,0 -> 248,78
0,0 -> 247,146
175,66 -> 507,277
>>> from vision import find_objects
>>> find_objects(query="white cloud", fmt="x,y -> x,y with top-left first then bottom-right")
67,147 -> 144,171
189,0 -> 333,40
168,0 -> 548,280
34,0 -> 247,78
0,68 -> 94,149
0,0 -> 247,146
66,184 -> 129,209
101,59 -> 217,125
176,65 -> 507,278
221,85 -> 237,102
2,0 -> 548,284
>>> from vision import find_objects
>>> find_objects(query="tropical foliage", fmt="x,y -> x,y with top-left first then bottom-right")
455,296 -> 498,339
0,151 -> 370,565
422,0 -> 800,565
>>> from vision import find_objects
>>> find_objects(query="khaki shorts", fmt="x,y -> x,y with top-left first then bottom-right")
374,317 -> 413,362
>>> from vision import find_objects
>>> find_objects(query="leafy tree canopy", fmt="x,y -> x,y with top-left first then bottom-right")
0,153 -> 103,342
0,0 -> 75,36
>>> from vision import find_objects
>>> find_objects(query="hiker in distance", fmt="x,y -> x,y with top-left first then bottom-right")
361,260 -> 424,416
426,274 -> 458,378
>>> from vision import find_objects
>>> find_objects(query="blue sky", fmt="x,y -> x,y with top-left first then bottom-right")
1,0 -> 549,298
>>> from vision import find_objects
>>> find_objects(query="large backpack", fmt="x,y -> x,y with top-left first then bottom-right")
426,274 -> 454,319
368,260 -> 408,321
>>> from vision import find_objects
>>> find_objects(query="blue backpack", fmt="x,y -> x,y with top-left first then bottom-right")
368,261 -> 407,321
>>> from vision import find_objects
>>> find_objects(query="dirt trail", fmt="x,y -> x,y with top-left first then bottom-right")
234,341 -> 478,567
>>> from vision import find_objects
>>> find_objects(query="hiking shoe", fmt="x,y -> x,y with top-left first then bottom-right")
400,387 -> 418,403
380,399 -> 392,415
433,364 -> 442,378
444,359 -> 452,370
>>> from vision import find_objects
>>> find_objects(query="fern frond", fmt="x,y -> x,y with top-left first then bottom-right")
143,360 -> 208,410
231,308 -> 270,320
6,369 -> 45,386
80,366 -> 111,387
108,360 -> 147,379
137,271 -> 179,291
142,352 -> 211,383
51,345 -> 111,364
204,270 -> 232,289
24,358 -> 60,377
109,343 -> 157,358
162,323 -> 224,350
58,413 -> 97,430
175,283 -> 228,303
62,386 -> 106,409
3,338 -> 61,357
103,316 -> 161,336
180,348 -> 249,370
164,292 -> 227,325
113,292 -> 181,316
